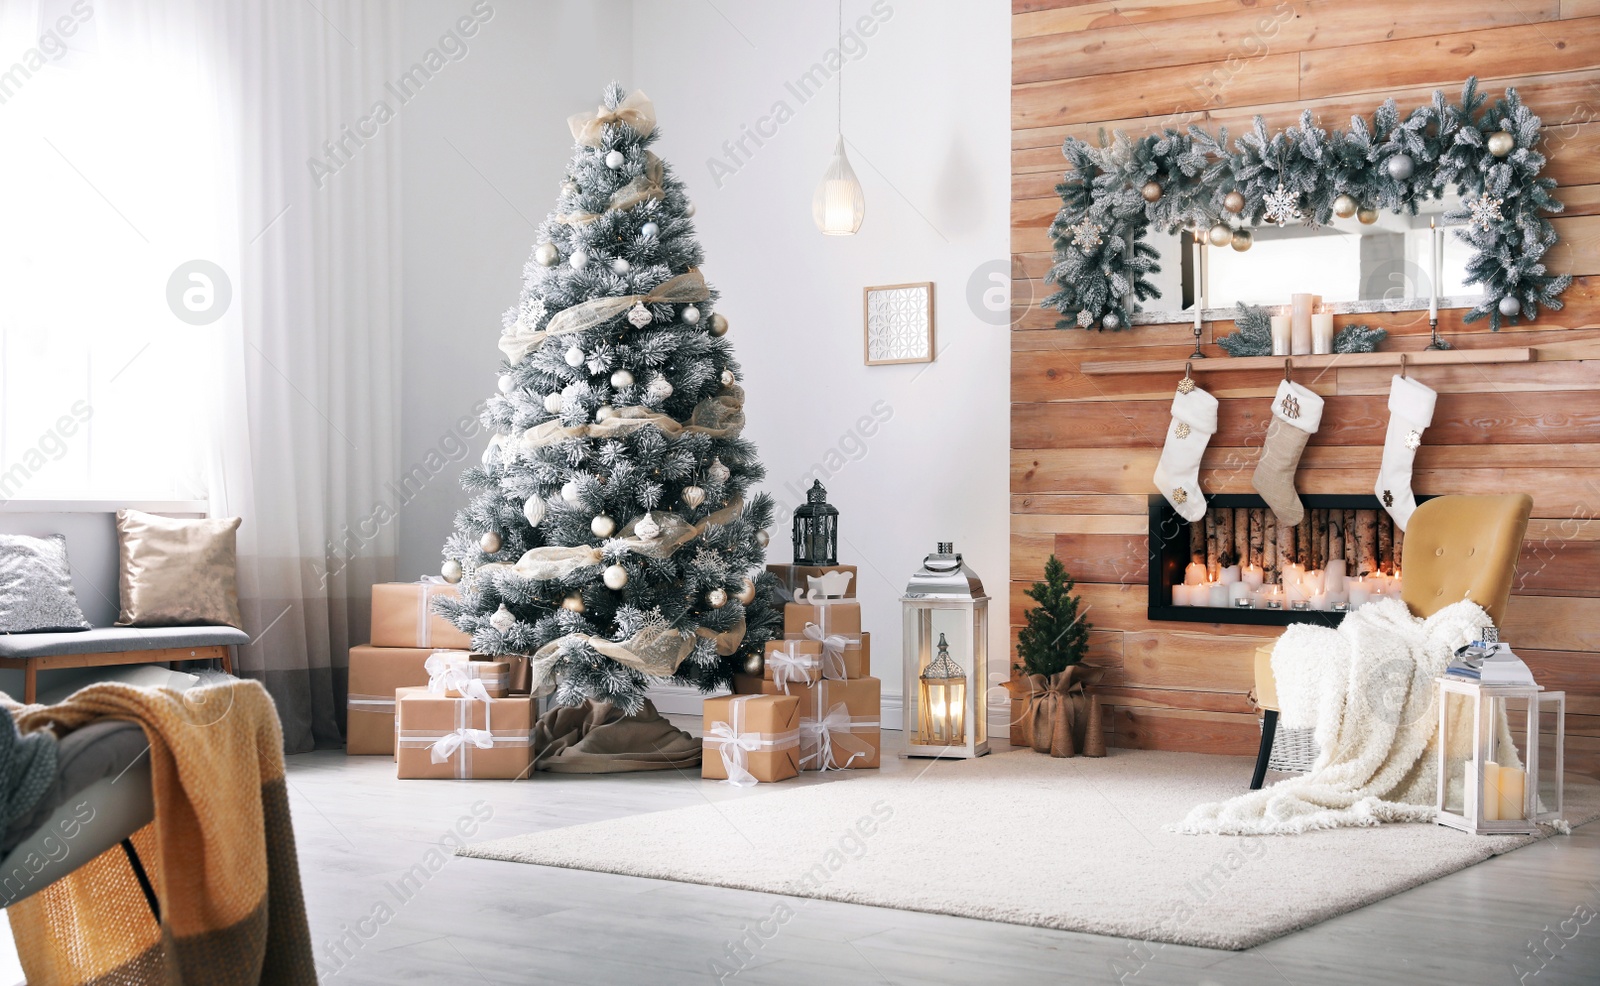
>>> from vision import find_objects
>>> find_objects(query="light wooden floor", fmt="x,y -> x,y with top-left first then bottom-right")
284,725 -> 1600,986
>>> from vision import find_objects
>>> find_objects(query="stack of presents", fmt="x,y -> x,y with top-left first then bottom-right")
703,563 -> 883,786
348,581 -> 538,780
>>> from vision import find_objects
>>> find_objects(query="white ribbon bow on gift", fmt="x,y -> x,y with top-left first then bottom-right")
799,702 -> 867,772
424,652 -> 492,705
802,623 -> 850,680
430,727 -> 495,764
766,641 -> 820,694
706,721 -> 764,788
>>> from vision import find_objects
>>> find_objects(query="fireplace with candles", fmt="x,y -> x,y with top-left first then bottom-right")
1147,493 -> 1433,627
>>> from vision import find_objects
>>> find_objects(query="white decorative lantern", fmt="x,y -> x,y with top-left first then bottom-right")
900,542 -> 989,759
1435,635 -> 1564,835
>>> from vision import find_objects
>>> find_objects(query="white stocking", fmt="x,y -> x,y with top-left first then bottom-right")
1376,374 -> 1437,531
1153,383 -> 1218,522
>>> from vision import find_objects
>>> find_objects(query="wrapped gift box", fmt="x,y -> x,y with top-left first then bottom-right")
764,632 -> 870,684
372,581 -> 472,649
767,564 -> 858,599
425,650 -> 511,699
732,676 -> 881,770
347,644 -> 442,756
781,598 -> 860,639
701,694 -> 801,785
395,687 -> 537,779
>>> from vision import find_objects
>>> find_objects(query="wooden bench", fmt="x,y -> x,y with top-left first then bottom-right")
0,626 -> 247,703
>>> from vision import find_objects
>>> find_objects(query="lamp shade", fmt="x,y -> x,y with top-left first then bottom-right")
813,135 -> 865,235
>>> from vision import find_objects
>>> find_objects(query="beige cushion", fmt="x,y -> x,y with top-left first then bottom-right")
115,509 -> 244,629
1254,643 -> 1278,712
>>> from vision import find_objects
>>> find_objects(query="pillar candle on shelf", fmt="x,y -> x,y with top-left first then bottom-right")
1496,765 -> 1526,820
1291,293 -> 1316,355
1262,585 -> 1284,609
1242,563 -> 1264,589
1220,565 -> 1241,585
1285,578 -> 1307,605
1348,577 -> 1370,608
1324,559 -> 1346,592
1171,585 -> 1192,606
1310,591 -> 1330,611
1207,583 -> 1230,608
1311,310 -> 1334,354
1185,561 -> 1207,586
1270,314 -> 1291,356
1228,582 -> 1253,605
1302,569 -> 1326,595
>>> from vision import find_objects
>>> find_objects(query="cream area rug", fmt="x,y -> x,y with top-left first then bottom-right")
459,750 -> 1599,950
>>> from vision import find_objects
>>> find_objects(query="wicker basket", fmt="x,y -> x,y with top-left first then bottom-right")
1262,717 -> 1319,773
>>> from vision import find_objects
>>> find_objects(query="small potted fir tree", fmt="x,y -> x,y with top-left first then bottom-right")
1011,555 -> 1104,757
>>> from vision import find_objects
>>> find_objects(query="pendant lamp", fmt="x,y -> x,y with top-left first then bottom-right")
813,1 -> 864,235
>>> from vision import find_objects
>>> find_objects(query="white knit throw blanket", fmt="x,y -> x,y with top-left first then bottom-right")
1176,598 -> 1494,835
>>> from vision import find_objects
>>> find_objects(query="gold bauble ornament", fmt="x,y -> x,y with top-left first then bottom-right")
1223,190 -> 1246,214
756,529 -> 770,548
1487,130 -> 1516,158
1206,222 -> 1233,248
562,593 -> 585,613
707,588 -> 729,609
603,564 -> 628,590
479,531 -> 502,553
1231,228 -> 1253,252
742,651 -> 764,676
1140,180 -> 1162,203
441,559 -> 463,584
735,578 -> 757,605
682,486 -> 707,508
1333,193 -> 1358,219
720,369 -> 735,387
1357,207 -> 1379,225
709,313 -> 729,337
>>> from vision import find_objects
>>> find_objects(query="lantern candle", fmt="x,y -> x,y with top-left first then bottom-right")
918,634 -> 966,747
1496,764 -> 1526,821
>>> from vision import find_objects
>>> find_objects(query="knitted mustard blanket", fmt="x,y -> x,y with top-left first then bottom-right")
6,680 -> 315,984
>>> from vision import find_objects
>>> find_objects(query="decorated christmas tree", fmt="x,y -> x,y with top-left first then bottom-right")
436,84 -> 784,713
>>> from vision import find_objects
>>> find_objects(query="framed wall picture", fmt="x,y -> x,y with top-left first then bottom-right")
863,282 -> 934,365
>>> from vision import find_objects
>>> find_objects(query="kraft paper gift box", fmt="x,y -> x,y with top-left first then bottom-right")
395,687 -> 537,780
348,644 -> 443,756
424,650 -> 511,699
782,598 -> 861,640
732,676 -> 881,770
701,694 -> 801,785
766,564 -> 858,599
371,581 -> 472,649
765,631 -> 870,685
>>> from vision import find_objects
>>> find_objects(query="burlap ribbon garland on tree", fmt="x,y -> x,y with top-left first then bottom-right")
514,384 -> 746,454
555,154 -> 665,227
567,89 -> 655,146
1005,665 -> 1106,758
498,269 -> 710,364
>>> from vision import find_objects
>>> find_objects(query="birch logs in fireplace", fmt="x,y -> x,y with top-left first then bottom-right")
1187,506 -> 1404,588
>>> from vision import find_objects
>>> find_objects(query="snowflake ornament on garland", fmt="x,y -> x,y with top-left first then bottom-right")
521,295 -> 547,324
1467,194 -> 1503,232
1069,219 -> 1103,252
1262,183 -> 1301,226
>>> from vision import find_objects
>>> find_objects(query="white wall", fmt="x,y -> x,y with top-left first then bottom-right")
399,0 -> 1012,716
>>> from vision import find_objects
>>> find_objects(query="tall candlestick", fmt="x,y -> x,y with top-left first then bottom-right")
1193,238 -> 1203,331
1429,219 -> 1439,320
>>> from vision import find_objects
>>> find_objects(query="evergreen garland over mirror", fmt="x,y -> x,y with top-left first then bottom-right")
1043,78 -> 1572,333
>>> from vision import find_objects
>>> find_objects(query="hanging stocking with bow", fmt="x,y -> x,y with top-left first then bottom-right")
1152,370 -> 1219,523
1375,372 -> 1437,531
1252,375 -> 1324,527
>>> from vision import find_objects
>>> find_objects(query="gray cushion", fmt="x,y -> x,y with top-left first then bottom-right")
1,720 -> 149,855
0,625 -> 248,659
0,534 -> 90,633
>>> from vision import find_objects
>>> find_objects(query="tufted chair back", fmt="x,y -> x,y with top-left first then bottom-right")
1399,494 -> 1532,626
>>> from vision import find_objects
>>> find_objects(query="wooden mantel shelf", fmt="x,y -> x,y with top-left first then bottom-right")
1079,347 -> 1536,376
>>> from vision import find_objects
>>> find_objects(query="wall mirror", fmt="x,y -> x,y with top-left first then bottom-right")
1042,78 -> 1571,333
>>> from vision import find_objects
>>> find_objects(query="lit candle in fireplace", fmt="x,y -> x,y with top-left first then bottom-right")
1184,561 -> 1206,586
1242,563 -> 1264,589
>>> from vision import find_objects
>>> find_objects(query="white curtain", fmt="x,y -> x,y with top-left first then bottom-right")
204,0 -> 403,752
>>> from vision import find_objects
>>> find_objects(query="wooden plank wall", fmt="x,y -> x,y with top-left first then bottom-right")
1010,0 -> 1600,778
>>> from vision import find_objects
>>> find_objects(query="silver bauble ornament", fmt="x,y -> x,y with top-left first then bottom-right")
646,375 -> 673,401
544,392 -> 564,414
1487,131 -> 1516,158
561,593 -> 585,613
641,221 -> 659,239
1231,228 -> 1253,252
755,529 -> 770,548
1333,193 -> 1358,218
610,369 -> 634,389
1223,190 -> 1246,214
569,248 -> 589,269
523,496 -> 546,526
1207,222 -> 1233,248
596,405 -> 617,422
591,514 -> 616,538
561,480 -> 581,503
1140,180 -> 1162,203
681,305 -> 701,325
1498,295 -> 1521,317
707,457 -> 730,484
742,651 -> 764,676
1102,312 -> 1121,330
490,604 -> 516,634
720,369 -> 735,387
441,559 -> 463,584
497,374 -> 515,395
707,588 -> 728,609
603,564 -> 628,590
534,242 -> 558,266
1357,207 -> 1379,225
1386,154 -> 1414,180
479,530 -> 502,554
605,149 -> 624,169
564,345 -> 585,367
611,257 -> 629,273
709,313 -> 729,337
736,578 -> 757,605
682,486 -> 706,508
685,201 -> 696,217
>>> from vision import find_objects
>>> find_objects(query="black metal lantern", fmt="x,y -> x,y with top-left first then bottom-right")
792,480 -> 838,565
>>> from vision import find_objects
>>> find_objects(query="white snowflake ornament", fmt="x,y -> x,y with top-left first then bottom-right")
1076,309 -> 1095,328
1263,182 -> 1301,226
1069,219 -> 1103,252
1468,194 -> 1503,232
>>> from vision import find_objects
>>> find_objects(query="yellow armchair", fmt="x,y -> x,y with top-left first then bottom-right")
1249,494 -> 1533,789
